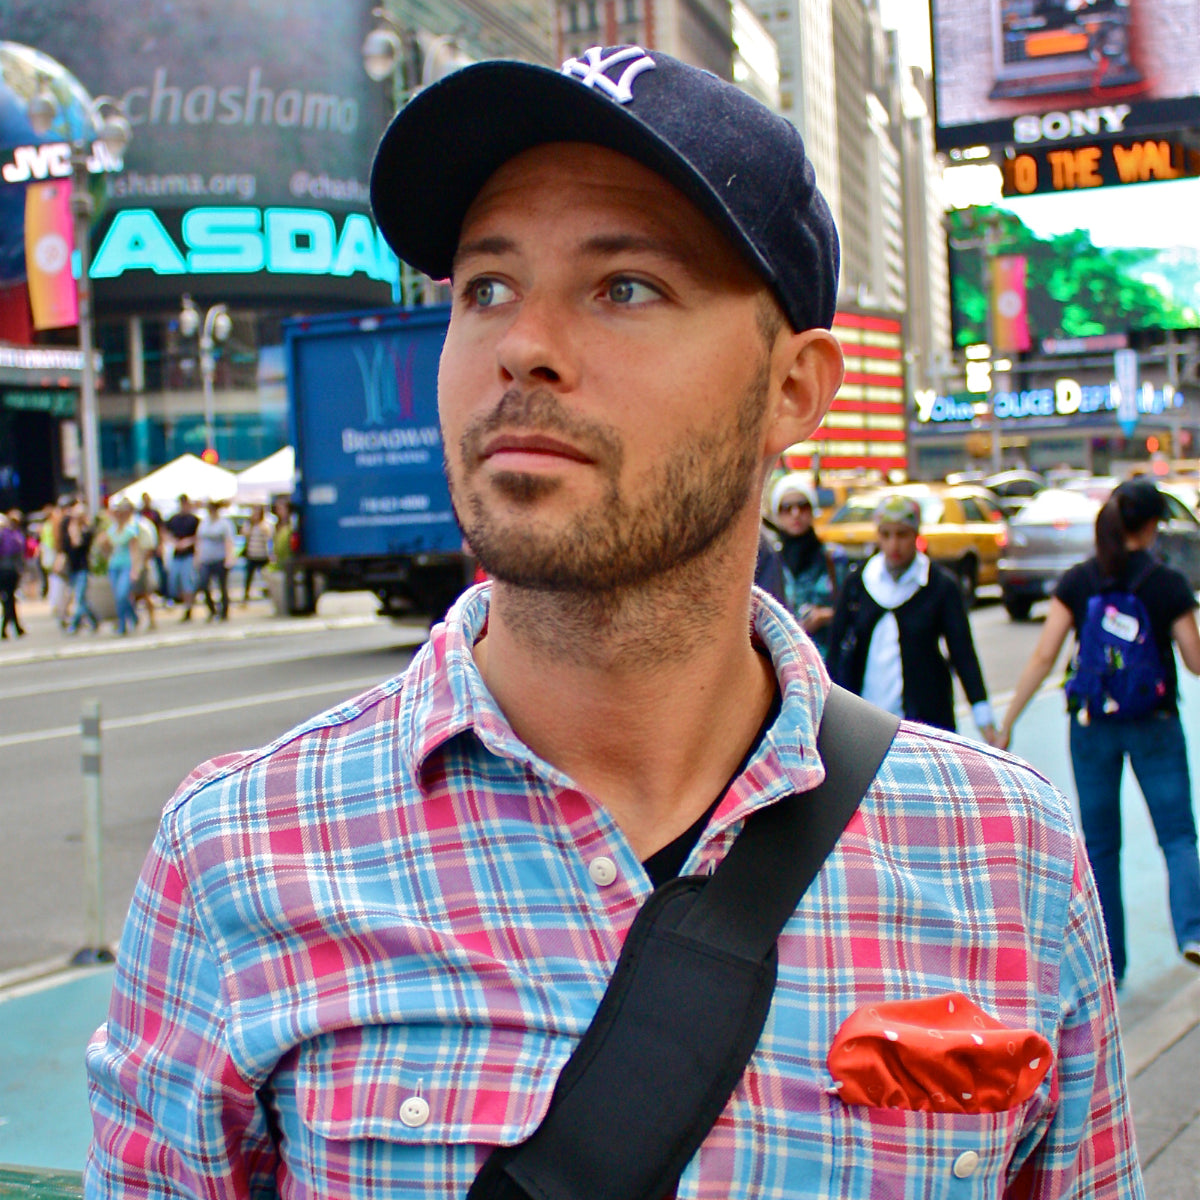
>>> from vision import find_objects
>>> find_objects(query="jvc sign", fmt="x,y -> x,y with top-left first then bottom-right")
1,140 -> 124,183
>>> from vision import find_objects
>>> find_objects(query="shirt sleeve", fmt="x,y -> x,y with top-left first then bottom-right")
85,819 -> 278,1199
1008,838 -> 1145,1199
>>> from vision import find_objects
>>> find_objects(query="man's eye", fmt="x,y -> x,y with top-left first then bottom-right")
607,278 -> 659,305
466,278 -> 515,308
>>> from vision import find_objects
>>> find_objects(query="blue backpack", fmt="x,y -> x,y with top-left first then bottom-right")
1065,561 -> 1167,721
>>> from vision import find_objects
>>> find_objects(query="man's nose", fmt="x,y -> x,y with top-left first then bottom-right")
495,295 -> 578,390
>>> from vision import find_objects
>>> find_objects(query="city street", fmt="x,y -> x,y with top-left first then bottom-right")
0,616 -> 422,972
3,594 -> 1200,1190
0,590 -> 1189,1015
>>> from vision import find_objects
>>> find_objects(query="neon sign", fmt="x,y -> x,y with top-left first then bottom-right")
915,379 -> 1181,424
89,206 -> 398,284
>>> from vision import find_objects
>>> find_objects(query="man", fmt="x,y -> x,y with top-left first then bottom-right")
827,494 -> 999,738
193,497 -> 236,622
87,47 -> 1141,1198
164,494 -> 199,619
138,492 -> 167,599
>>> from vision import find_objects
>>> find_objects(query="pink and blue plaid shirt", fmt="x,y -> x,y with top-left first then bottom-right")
87,585 -> 1143,1198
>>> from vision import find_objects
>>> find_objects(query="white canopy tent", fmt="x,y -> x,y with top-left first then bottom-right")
110,454 -> 238,513
234,446 -> 294,506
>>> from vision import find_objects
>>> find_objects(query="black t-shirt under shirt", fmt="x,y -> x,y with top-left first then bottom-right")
165,512 -> 200,556
642,686 -> 782,888
1054,549 -> 1197,714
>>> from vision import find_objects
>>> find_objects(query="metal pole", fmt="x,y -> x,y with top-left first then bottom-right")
73,698 -> 114,965
201,332 -> 216,454
72,144 -> 102,517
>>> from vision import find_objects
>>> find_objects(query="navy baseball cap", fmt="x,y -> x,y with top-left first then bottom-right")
370,45 -> 840,332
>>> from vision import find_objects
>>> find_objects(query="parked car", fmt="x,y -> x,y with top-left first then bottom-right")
982,469 -> 1046,518
998,483 -> 1200,620
822,483 -> 1008,603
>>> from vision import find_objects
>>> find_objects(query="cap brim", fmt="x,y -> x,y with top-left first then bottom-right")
370,60 -> 778,290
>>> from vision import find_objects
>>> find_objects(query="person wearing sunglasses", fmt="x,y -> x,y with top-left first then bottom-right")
765,473 -> 841,657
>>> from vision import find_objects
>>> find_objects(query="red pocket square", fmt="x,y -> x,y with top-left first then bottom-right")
827,992 -> 1052,1114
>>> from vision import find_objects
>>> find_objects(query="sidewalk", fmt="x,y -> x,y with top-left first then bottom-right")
0,582 -> 403,668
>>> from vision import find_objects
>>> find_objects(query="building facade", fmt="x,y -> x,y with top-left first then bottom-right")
0,0 -> 554,512
556,0 -> 733,77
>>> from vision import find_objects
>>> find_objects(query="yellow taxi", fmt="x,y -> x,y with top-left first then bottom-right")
821,483 -> 1008,604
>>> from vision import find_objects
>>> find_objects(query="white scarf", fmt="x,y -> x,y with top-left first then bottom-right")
859,551 -> 930,716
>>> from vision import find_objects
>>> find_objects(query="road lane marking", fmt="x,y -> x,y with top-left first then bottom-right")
0,674 -> 390,748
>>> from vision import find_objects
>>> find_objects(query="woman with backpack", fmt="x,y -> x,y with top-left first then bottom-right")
999,477 -> 1200,984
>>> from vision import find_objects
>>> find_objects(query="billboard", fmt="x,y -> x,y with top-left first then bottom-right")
947,180 -> 1200,347
931,0 -> 1200,151
0,0 -> 397,307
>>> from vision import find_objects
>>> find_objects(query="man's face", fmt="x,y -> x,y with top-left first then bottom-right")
437,142 -> 782,593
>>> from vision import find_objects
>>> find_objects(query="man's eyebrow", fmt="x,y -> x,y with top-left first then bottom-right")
452,235 -> 516,272
580,233 -> 694,268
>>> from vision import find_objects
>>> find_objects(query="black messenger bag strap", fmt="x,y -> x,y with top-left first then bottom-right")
468,685 -> 900,1200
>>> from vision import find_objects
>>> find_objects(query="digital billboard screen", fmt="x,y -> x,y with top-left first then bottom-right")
931,0 -> 1200,152
0,0 -> 396,307
947,177 -> 1200,347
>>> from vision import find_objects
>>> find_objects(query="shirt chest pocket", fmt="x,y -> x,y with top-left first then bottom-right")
829,1104 -> 1028,1199
293,1021 -> 569,1150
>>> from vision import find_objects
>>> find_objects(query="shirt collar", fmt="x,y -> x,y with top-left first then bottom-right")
401,583 -> 829,814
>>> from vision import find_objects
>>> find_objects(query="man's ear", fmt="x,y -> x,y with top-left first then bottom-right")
763,329 -> 844,458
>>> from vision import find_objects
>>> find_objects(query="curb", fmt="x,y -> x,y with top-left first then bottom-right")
0,613 -> 424,667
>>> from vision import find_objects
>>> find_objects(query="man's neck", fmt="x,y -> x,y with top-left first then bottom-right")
472,551 -> 778,860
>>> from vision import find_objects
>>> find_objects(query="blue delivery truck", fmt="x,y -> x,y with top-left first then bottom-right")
282,305 -> 470,620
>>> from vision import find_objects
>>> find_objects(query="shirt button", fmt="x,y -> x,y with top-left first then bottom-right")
953,1150 -> 980,1179
399,1096 -> 430,1128
588,856 -> 618,887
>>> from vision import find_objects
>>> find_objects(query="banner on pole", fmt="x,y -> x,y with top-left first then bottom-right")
24,181 -> 78,330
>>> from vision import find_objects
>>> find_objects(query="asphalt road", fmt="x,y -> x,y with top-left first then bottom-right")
0,623 -> 420,972
0,594 -> 1068,975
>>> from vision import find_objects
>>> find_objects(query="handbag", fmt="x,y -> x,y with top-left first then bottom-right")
470,685 -> 899,1200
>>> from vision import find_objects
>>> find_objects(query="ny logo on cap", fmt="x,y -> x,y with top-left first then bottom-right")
560,46 -> 655,104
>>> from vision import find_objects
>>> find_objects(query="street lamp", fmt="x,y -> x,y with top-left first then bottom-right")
71,96 -> 131,516
179,295 -> 233,459
362,8 -> 471,308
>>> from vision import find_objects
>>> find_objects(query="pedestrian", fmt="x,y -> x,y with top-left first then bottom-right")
0,511 -> 25,638
240,503 -> 273,603
86,47 -> 1141,1198
194,497 -> 235,621
138,492 -> 166,598
827,493 -> 999,740
129,508 -> 160,630
164,494 -> 199,620
38,497 -> 69,624
999,477 -> 1200,984
765,472 -> 841,656
61,499 -> 99,634
98,497 -> 142,636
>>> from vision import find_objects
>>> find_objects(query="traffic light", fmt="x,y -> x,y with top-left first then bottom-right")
201,447 -> 219,464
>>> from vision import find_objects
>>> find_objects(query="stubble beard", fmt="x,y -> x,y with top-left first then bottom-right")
447,368 -> 768,600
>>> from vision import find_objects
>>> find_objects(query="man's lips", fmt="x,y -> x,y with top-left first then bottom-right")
479,433 -> 595,465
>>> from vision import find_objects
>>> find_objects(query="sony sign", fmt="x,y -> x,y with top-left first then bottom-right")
1013,105 -> 1132,145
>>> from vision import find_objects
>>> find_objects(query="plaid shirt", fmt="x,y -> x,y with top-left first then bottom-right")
86,585 -> 1143,1198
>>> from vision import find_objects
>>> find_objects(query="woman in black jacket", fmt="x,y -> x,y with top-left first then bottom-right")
827,494 -> 998,739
